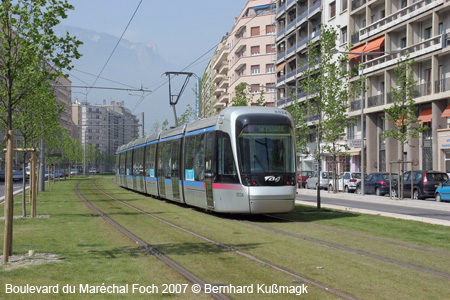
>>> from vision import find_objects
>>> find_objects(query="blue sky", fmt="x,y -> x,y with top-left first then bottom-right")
60,0 -> 246,132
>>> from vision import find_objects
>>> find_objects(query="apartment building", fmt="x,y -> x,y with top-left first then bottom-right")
347,0 -> 450,173
275,0 -> 450,174
72,100 -> 140,170
206,0 -> 278,108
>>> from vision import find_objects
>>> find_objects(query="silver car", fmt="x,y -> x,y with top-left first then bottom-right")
329,172 -> 361,193
305,171 -> 333,190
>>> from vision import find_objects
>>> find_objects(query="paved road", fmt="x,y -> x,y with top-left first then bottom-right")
296,188 -> 450,226
0,181 -> 29,204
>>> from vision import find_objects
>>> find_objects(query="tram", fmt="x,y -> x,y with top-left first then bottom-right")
116,106 -> 297,214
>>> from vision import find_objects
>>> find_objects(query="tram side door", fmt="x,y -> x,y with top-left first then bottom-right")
204,131 -> 216,209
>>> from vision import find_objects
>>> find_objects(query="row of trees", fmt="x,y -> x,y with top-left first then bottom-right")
0,0 -> 82,263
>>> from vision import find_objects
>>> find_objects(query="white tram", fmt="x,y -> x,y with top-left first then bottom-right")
116,107 -> 296,214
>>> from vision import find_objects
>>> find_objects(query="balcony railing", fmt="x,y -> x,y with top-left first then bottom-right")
361,34 -> 443,75
435,78 -> 450,93
368,94 -> 385,107
359,0 -> 442,40
351,32 -> 360,44
351,0 -> 366,11
412,82 -> 432,98
350,99 -> 361,111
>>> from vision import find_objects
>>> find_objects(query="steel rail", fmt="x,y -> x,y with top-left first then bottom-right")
260,214 -> 450,279
94,179 -> 360,300
75,181 -> 230,300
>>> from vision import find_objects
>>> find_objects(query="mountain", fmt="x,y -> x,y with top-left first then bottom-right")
55,26 -> 193,133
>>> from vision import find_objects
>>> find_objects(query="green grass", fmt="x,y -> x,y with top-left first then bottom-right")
1,176 -> 450,299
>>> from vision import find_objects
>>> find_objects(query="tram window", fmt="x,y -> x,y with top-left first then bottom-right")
158,141 -> 172,179
133,147 -> 144,176
184,134 -> 205,181
145,143 -> 156,177
205,132 -> 216,174
217,132 -> 238,183
171,139 -> 181,178
125,150 -> 133,175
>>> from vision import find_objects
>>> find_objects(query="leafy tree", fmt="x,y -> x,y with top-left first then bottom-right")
198,75 -> 216,118
289,24 -> 354,209
177,104 -> 195,125
0,0 -> 81,262
382,54 -> 426,198
231,82 -> 266,107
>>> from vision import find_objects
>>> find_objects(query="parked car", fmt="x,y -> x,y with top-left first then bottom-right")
12,170 -> 24,182
70,168 -> 79,175
356,172 -> 398,196
402,170 -> 448,200
297,170 -> 314,188
0,170 -> 5,181
435,179 -> 450,202
329,172 -> 361,193
305,171 -> 334,190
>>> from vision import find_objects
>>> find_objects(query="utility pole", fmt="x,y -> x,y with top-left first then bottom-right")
164,72 -> 195,127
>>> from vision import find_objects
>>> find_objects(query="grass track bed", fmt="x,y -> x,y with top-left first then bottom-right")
2,176 -> 450,299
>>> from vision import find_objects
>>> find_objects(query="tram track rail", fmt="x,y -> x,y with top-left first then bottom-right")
75,181 -> 231,300
265,214 -> 450,257
91,179 -> 360,300
237,215 -> 450,280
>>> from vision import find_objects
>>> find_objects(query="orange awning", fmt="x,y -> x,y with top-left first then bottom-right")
364,36 -> 385,53
276,62 -> 286,73
418,108 -> 432,123
442,104 -> 450,117
348,44 -> 366,59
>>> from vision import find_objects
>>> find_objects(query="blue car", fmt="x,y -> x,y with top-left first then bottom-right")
356,172 -> 398,196
435,179 -> 450,202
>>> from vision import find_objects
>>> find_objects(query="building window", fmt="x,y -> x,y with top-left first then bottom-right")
266,82 -> 275,93
251,46 -> 260,56
425,27 -> 432,39
266,24 -> 275,35
401,37 -> 407,48
341,0 -> 347,11
250,84 -> 260,94
251,65 -> 260,75
341,26 -> 347,44
266,64 -> 275,73
347,124 -> 355,140
251,26 -> 260,36
266,44 -> 276,54
329,1 -> 336,19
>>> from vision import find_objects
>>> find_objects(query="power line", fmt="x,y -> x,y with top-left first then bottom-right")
86,0 -> 143,96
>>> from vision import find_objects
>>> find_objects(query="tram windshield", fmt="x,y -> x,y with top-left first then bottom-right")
238,124 -> 295,174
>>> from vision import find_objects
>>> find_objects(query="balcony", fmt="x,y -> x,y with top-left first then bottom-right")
435,77 -> 450,93
412,82 -> 432,98
350,99 -> 362,111
361,34 -> 443,75
367,94 -> 385,108
359,0 -> 444,40
351,0 -> 366,11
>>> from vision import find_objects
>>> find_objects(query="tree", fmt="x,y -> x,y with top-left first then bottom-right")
288,24 -> 354,209
0,0 -> 81,263
231,82 -> 266,107
198,75 -> 216,118
382,54 -> 426,198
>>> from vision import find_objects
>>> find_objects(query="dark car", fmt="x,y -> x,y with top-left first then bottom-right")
297,170 -> 313,188
402,170 -> 448,200
356,172 -> 398,196
0,170 -> 5,181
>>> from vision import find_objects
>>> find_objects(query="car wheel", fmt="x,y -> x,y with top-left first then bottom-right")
375,188 -> 381,196
305,183 -> 309,189
329,184 -> 333,191
344,186 -> 349,193
436,193 -> 442,202
413,189 -> 420,200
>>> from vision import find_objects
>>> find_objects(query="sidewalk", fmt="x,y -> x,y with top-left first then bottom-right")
296,187 -> 450,226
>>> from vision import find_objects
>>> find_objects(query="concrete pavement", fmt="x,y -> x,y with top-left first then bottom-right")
296,187 -> 450,226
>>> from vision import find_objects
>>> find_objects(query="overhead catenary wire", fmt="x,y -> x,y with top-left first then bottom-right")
86,0 -> 143,97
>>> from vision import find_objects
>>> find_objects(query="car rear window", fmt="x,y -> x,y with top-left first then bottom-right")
352,173 -> 361,179
427,173 -> 448,181
382,174 -> 398,180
